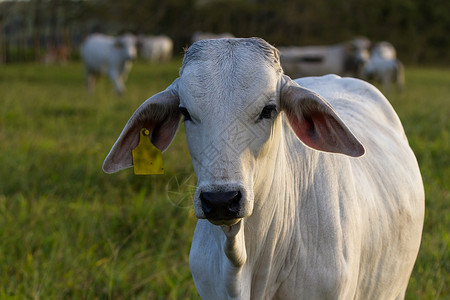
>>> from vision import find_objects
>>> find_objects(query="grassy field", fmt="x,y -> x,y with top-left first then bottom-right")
0,60 -> 448,299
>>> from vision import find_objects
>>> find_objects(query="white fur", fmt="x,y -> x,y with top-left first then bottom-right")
103,38 -> 424,299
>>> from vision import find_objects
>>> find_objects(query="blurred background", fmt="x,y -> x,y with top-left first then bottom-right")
0,0 -> 448,299
0,0 -> 449,64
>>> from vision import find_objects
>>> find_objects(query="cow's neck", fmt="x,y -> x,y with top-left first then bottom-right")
220,116 -> 302,298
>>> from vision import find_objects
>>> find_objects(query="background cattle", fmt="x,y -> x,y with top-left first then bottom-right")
43,45 -> 70,65
80,33 -> 137,94
371,41 -> 397,60
279,37 -> 370,78
103,38 -> 424,299
138,35 -> 173,63
362,41 -> 405,91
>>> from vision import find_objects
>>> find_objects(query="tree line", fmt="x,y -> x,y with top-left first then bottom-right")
0,0 -> 448,64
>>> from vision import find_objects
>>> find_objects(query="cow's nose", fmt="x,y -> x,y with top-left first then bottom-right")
200,191 -> 242,220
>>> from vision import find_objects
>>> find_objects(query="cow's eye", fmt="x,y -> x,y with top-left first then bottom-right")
259,104 -> 277,120
179,107 -> 191,121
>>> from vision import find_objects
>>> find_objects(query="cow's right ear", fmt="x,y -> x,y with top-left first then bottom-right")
280,75 -> 365,157
103,79 -> 181,173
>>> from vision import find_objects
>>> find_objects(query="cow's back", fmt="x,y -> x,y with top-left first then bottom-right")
295,75 -> 405,135
289,75 -> 424,299
81,34 -> 114,72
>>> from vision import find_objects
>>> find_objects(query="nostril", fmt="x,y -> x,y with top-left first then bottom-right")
228,191 -> 242,213
200,193 -> 212,215
200,190 -> 242,219
201,191 -> 239,204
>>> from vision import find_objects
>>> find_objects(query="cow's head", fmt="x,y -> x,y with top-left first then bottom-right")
345,37 -> 370,76
103,38 -> 364,228
115,33 -> 137,60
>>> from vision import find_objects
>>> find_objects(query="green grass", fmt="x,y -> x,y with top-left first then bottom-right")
0,60 -> 198,299
0,61 -> 448,299
388,67 -> 450,300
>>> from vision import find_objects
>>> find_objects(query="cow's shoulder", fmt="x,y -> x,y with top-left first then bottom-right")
293,75 -> 405,138
293,74 -> 384,106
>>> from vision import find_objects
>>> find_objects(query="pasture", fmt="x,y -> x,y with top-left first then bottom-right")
0,60 -> 448,299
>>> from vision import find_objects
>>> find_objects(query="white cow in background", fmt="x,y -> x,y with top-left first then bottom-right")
80,33 -> 137,94
279,37 -> 370,78
139,35 -> 173,63
371,41 -> 397,59
363,41 -> 405,91
103,38 -> 424,299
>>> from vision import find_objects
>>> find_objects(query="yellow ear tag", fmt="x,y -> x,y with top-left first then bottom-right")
132,128 -> 164,175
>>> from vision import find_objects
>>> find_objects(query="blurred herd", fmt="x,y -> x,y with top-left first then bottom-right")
76,31 -> 404,94
1,0 -> 447,93
1,0 -> 448,63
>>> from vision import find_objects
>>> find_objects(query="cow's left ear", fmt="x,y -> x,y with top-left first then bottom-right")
280,75 -> 365,157
103,79 -> 181,173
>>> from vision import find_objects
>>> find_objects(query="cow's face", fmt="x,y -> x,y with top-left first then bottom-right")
346,38 -> 370,74
102,38 -> 364,229
115,34 -> 137,60
177,42 -> 283,225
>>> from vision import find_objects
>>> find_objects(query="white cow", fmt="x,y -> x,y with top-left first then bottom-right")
139,35 -> 173,62
103,38 -> 424,299
279,37 -> 370,78
363,42 -> 405,91
371,41 -> 397,60
80,33 -> 137,94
